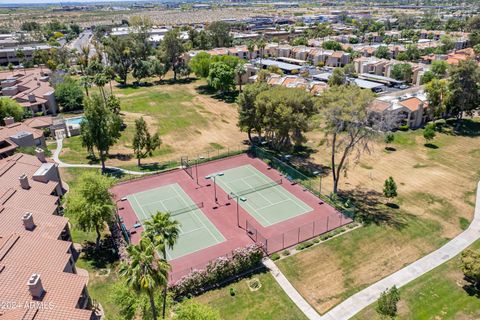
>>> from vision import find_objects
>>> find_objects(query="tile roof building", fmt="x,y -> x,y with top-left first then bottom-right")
0,68 -> 58,116
0,153 -> 96,320
0,117 -> 46,158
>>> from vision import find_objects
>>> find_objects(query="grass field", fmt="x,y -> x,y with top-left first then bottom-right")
275,120 -> 480,314
193,272 -> 308,320
353,240 -> 480,320
59,78 -> 246,168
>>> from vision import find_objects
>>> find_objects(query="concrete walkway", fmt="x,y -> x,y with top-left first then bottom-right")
52,138 -> 157,176
266,181 -> 480,320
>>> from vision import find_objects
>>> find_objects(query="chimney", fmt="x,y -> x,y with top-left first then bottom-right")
35,148 -> 46,163
22,212 -> 35,231
28,94 -> 36,103
19,174 -> 30,190
3,116 -> 14,125
27,274 -> 44,299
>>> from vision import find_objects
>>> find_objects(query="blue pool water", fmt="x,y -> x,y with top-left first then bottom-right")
65,116 -> 84,126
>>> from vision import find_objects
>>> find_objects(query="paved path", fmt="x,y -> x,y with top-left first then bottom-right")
266,181 -> 480,320
53,138 -> 155,176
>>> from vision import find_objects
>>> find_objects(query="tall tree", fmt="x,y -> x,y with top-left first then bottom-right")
189,52 -> 211,78
318,86 -> 382,194
104,36 -> 135,85
119,237 -> 170,320
144,212 -> 180,319
207,62 -> 235,94
54,76 -> 85,111
447,59 -> 480,119
159,29 -> 185,82
425,78 -> 449,120
235,62 -> 246,92
423,122 -> 436,144
132,117 -> 161,166
81,94 -> 122,172
65,171 -> 115,250
391,63 -> 413,83
236,82 -> 269,142
206,21 -> 232,48
255,86 -> 316,150
174,302 -> 220,320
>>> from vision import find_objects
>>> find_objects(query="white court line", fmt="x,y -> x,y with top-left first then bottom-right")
131,194 -> 149,221
256,198 -> 292,211
171,184 -> 224,244
140,195 -> 180,209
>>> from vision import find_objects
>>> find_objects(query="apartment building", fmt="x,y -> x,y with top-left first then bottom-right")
0,152 -> 95,320
0,68 -> 58,115
370,92 -> 430,128
0,117 -> 47,158
354,56 -> 426,85
0,45 -> 51,66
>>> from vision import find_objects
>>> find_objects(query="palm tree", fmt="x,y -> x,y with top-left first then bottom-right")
257,38 -> 266,64
247,40 -> 255,60
80,75 -> 92,97
235,63 -> 246,92
119,237 -> 170,320
144,212 -> 180,319
93,73 -> 108,102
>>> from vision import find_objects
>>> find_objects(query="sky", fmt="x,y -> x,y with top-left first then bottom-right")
0,0 -> 136,4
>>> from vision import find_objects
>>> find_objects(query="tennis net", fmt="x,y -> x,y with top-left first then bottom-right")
228,179 -> 283,199
168,202 -> 204,216
181,156 -> 193,179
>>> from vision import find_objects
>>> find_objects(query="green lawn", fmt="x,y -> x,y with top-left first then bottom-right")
59,81 -> 211,165
194,272 -> 308,320
353,241 -> 480,320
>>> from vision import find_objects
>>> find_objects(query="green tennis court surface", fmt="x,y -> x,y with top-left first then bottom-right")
127,183 -> 225,260
214,165 -> 313,227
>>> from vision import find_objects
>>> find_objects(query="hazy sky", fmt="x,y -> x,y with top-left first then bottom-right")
0,0 -> 135,3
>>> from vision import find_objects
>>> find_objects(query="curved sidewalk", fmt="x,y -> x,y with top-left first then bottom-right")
52,138 -> 156,176
266,181 -> 480,320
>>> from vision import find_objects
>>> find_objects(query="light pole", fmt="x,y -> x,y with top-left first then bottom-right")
206,172 -> 224,204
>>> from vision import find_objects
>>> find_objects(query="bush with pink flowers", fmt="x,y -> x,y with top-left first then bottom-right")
170,244 -> 264,298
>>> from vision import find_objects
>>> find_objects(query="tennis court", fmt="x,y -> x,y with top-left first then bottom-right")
213,164 -> 313,227
127,183 -> 225,260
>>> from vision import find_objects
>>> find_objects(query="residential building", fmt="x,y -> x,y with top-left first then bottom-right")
0,152 -> 95,319
0,68 -> 58,115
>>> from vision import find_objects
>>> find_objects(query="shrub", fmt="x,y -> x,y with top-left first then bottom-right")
229,287 -> 236,296
282,250 -> 290,256
170,244 -> 264,299
313,238 -> 320,244
270,253 -> 280,261
398,124 -> 409,131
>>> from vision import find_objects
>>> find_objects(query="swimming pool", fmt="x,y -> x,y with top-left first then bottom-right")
65,116 -> 84,126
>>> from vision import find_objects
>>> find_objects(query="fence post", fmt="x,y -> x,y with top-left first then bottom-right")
327,216 -> 329,231
282,233 -> 285,250
297,227 -> 300,242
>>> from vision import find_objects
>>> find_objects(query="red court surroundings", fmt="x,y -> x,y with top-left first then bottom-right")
111,153 -> 352,282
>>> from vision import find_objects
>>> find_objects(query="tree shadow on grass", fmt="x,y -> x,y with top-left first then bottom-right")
424,143 -> 439,149
445,118 -> 480,137
339,189 -> 408,230
82,238 -> 119,269
462,278 -> 480,298
195,84 -> 238,103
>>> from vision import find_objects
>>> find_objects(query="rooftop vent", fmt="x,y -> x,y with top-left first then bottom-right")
3,116 -> 14,125
27,274 -> 44,299
28,94 -> 36,103
22,212 -> 35,231
35,148 -> 46,163
19,174 -> 30,190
